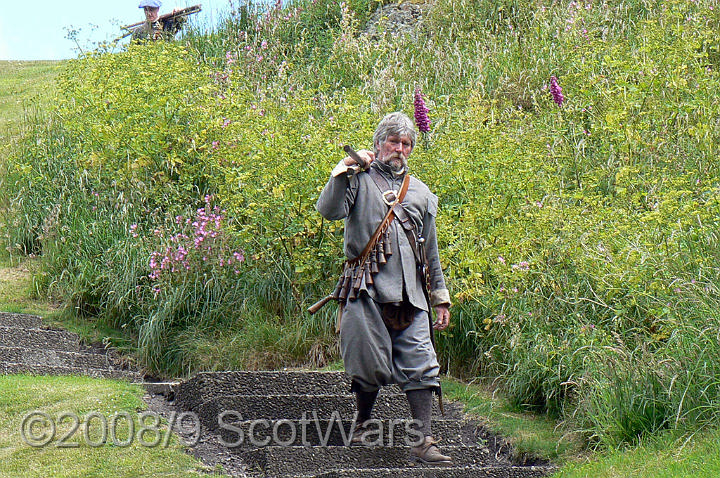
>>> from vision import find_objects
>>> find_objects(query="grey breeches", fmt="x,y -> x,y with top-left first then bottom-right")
340,291 -> 440,392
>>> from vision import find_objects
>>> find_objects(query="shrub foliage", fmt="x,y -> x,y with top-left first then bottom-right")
3,0 -> 720,447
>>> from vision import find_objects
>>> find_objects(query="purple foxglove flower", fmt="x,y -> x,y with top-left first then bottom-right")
414,88 -> 431,133
549,76 -> 565,107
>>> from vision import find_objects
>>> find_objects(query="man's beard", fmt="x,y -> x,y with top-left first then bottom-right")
380,152 -> 407,172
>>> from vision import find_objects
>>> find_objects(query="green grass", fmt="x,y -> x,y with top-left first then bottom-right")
0,61 -> 61,142
441,377 -> 582,463
0,58 -> 137,362
441,377 -> 720,478
0,248 -> 138,366
556,428 -> 720,478
0,374 -> 226,478
0,253 -> 58,317
0,60 -> 64,317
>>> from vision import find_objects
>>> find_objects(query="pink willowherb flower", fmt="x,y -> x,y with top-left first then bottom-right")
414,88 -> 431,133
549,76 -> 565,107
146,194 -> 243,285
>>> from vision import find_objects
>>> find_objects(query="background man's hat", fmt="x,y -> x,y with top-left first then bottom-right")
138,0 -> 162,8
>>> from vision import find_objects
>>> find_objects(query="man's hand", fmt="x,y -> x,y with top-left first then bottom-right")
433,304 -> 450,330
343,149 -> 374,167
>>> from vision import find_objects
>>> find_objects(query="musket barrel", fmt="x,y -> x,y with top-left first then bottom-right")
343,145 -> 368,170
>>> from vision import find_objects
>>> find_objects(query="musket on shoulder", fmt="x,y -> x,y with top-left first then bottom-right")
118,4 -> 202,39
343,144 -> 368,171
307,145 -> 370,316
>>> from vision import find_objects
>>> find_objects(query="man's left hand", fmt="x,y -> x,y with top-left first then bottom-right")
433,305 -> 450,330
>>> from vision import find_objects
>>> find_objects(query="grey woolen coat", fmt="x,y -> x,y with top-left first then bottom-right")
316,161 -> 450,391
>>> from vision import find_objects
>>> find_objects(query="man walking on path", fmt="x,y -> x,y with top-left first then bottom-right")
316,112 -> 453,466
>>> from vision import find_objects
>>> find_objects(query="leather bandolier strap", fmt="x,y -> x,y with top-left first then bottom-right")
333,173 -> 410,333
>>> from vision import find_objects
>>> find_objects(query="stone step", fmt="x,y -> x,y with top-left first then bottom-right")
217,418 -> 472,448
0,362 -> 142,381
241,445 -> 507,476
176,371 -> 359,409
308,465 -> 556,478
0,325 -> 80,352
0,312 -> 43,328
144,382 -> 180,397
195,394 -> 461,428
0,346 -> 112,369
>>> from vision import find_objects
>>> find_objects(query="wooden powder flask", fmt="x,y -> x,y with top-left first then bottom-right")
352,264 -> 365,292
371,250 -> 380,274
376,245 -> 387,265
340,267 -> 352,300
364,264 -> 374,286
383,228 -> 392,256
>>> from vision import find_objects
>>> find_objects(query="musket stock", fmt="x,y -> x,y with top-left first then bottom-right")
308,295 -> 335,315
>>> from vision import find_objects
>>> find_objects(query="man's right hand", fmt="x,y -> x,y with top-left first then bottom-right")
343,149 -> 375,167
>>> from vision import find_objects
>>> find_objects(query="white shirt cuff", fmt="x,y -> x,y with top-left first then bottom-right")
331,160 -> 360,178
430,289 -> 452,307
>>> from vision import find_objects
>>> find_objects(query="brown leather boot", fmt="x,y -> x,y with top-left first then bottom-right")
349,420 -> 373,445
410,436 -> 453,466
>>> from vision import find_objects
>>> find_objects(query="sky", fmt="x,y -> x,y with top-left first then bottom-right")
0,0 -> 233,61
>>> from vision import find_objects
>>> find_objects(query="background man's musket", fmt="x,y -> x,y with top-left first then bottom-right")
118,4 -> 202,39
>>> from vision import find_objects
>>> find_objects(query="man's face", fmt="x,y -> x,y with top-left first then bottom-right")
376,134 -> 413,172
144,6 -> 160,21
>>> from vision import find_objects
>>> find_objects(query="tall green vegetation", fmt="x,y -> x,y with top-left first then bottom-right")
3,0 -> 720,448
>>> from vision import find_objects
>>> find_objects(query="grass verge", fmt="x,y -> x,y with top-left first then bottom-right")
0,374 -> 226,478
441,377 -> 583,464
0,60 -> 63,317
0,253 -> 59,317
441,377 -> 720,478
555,428 -> 720,478
0,247 -> 134,360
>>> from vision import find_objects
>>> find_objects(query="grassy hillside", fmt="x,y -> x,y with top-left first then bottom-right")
0,61 -> 60,142
2,0 -> 720,454
0,61 -> 64,317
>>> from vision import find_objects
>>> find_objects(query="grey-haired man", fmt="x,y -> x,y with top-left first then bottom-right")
316,112 -> 452,466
